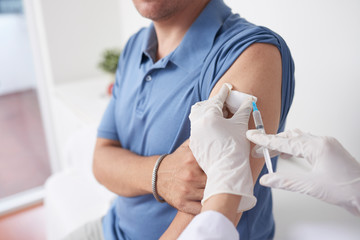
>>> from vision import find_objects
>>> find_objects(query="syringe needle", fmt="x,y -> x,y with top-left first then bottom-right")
252,101 -> 274,174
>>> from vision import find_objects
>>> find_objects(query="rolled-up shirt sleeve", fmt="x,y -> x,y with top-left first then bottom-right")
97,97 -> 119,141
97,54 -> 123,141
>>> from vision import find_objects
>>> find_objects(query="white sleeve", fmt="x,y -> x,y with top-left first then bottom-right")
178,211 -> 239,240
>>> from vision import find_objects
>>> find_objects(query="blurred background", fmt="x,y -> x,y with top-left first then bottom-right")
0,0 -> 49,200
0,0 -> 359,239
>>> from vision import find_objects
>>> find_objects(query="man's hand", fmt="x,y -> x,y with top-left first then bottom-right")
157,140 -> 206,215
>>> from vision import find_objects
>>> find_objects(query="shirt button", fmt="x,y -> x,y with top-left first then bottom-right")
145,75 -> 152,81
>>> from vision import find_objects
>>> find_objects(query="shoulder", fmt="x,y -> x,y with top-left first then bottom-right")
199,16 -> 288,99
211,16 -> 284,63
206,15 -> 288,75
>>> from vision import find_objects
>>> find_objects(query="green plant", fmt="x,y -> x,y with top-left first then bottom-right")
98,49 -> 121,74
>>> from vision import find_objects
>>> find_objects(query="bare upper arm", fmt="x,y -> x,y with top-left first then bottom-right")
209,42 -> 282,180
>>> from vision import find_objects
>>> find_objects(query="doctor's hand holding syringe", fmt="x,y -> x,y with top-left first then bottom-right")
247,128 -> 360,217
179,84 -> 360,240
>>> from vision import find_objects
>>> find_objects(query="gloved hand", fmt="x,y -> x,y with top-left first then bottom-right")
189,83 -> 256,212
246,129 -> 360,216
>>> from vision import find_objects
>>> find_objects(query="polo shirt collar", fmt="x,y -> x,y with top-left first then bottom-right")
140,0 -> 232,71
170,0 -> 232,72
140,24 -> 158,65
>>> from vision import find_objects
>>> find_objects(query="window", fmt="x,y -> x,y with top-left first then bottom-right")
0,0 -> 23,14
0,0 -> 50,215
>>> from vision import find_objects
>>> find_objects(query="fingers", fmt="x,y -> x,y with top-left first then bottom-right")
246,129 -> 305,158
344,203 -> 360,217
260,172 -> 311,195
231,98 -> 253,123
172,186 -> 203,214
182,201 -> 202,215
186,187 -> 204,201
279,152 -> 293,159
189,83 -> 232,122
206,83 -> 232,115
251,145 -> 292,159
251,144 -> 280,159
259,173 -> 280,188
211,83 -> 232,106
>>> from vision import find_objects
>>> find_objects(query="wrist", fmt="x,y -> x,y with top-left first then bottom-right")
156,152 -> 173,200
138,155 -> 160,194
201,193 -> 241,225
152,154 -> 168,202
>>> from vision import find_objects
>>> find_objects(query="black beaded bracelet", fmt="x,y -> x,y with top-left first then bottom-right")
152,154 -> 168,203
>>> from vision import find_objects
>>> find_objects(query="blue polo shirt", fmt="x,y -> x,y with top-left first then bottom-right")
97,0 -> 295,239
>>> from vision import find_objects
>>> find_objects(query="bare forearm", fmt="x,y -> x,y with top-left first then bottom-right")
160,211 -> 195,240
201,194 -> 242,225
93,139 -> 159,196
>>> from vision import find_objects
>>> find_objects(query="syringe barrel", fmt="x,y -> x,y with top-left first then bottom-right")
253,110 -> 264,131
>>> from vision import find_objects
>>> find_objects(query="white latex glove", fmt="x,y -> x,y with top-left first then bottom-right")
189,83 -> 256,212
246,129 -> 360,216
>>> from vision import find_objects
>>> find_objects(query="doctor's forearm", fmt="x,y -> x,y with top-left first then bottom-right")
160,211 -> 195,240
202,194 -> 242,225
93,138 -> 158,197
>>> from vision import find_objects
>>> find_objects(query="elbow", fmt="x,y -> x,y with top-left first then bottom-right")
92,146 -> 133,197
92,148 -> 104,186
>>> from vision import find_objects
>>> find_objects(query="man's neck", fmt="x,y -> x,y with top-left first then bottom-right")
153,0 -> 210,61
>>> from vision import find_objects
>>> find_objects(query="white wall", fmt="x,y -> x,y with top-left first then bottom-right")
39,0 -> 122,85
23,0 -> 124,172
224,1 -> 360,239
225,0 -> 360,160
0,15 -> 36,95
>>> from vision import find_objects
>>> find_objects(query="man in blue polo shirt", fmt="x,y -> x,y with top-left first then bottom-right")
87,0 -> 294,239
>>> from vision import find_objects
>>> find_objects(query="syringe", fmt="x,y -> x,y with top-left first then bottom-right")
251,101 -> 273,173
